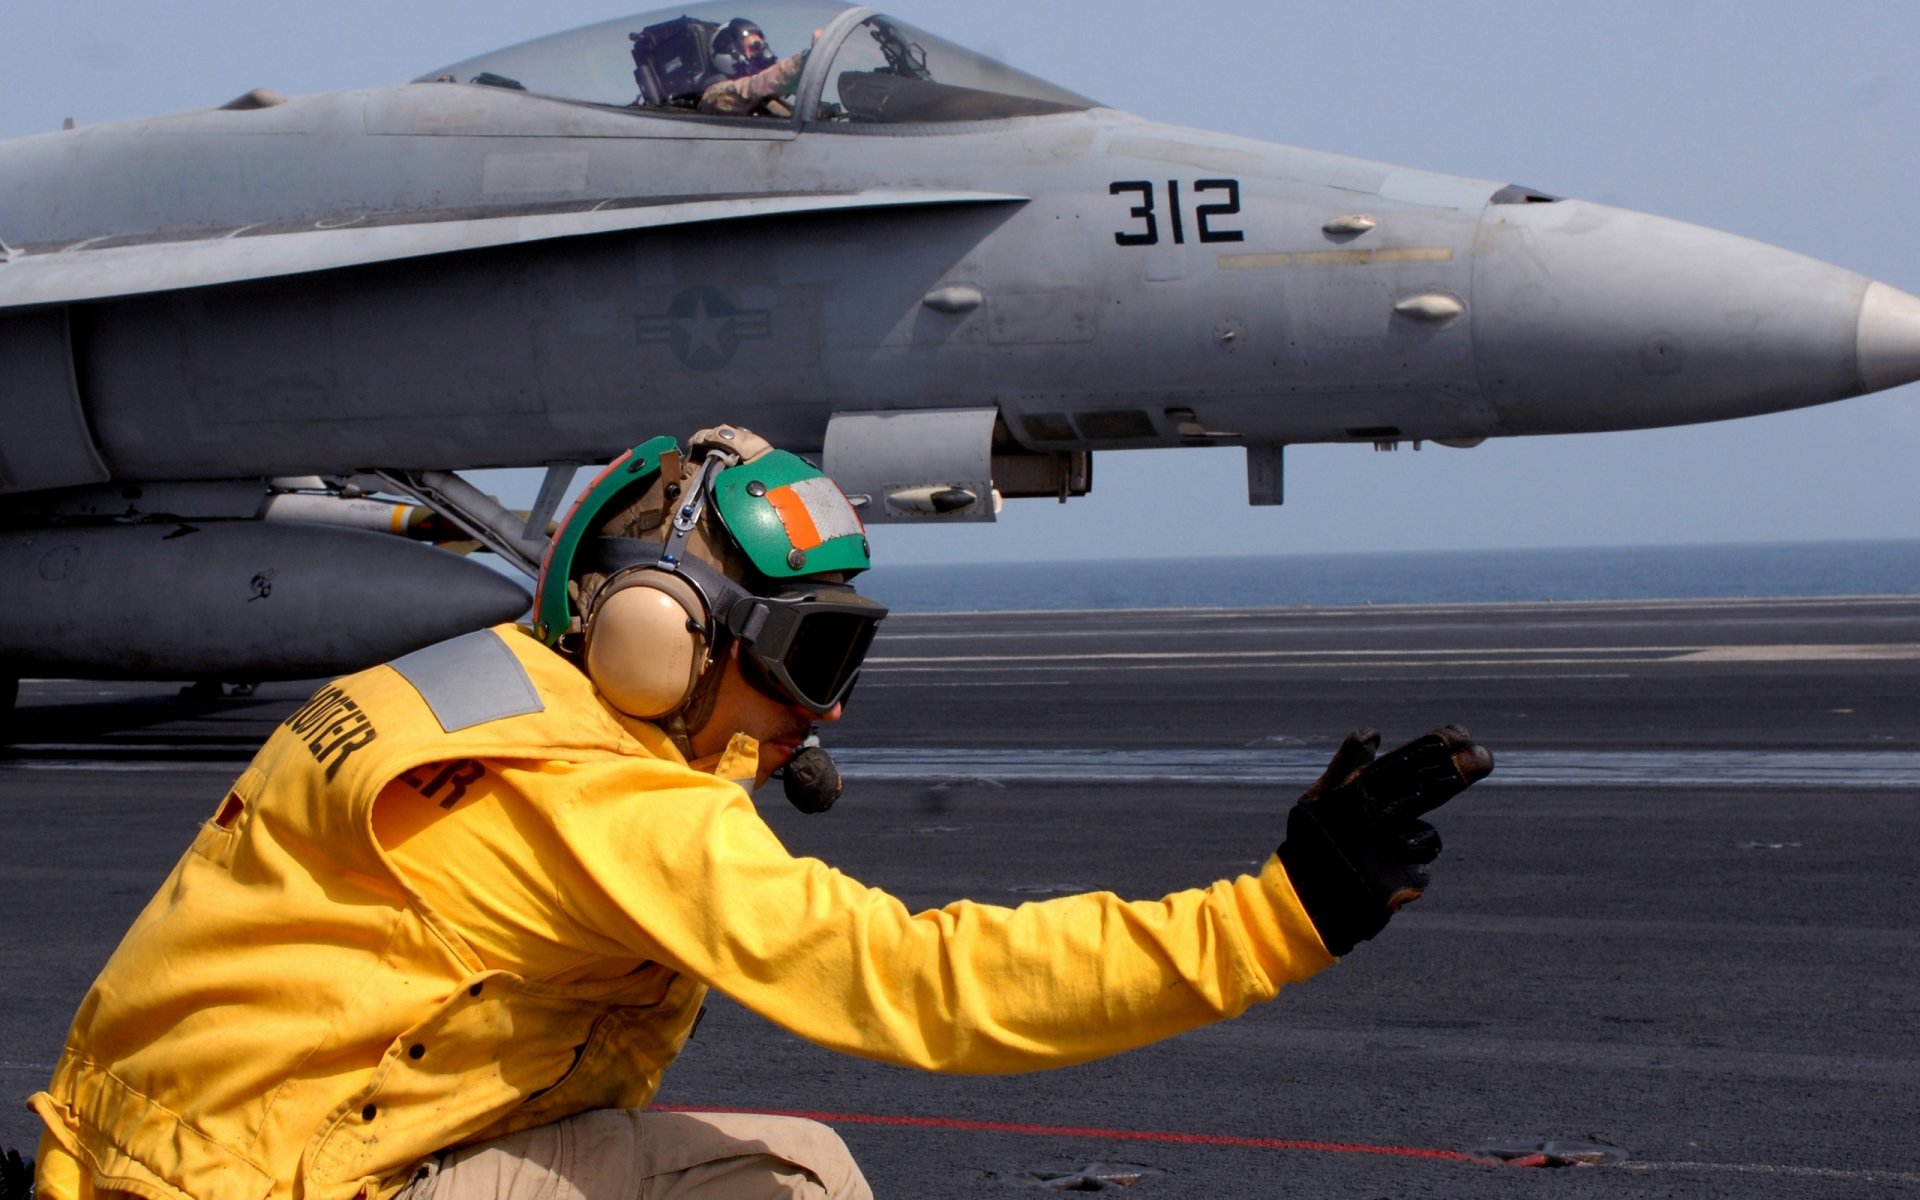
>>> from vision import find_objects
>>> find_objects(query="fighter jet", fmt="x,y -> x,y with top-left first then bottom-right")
2,0 -> 1917,708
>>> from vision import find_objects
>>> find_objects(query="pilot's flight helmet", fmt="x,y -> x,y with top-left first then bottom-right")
534,426 -> 885,739
710,17 -> 776,76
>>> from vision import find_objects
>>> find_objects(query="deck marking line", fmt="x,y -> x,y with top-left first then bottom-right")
870,643 -> 1920,666
1622,1160 -> 1920,1184
868,647 -> 1695,664
658,1106 -> 1920,1183
1676,644 -> 1920,662
657,1105 -> 1475,1163
864,659 -> 1672,674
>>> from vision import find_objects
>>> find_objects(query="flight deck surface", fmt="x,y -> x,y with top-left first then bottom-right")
4,596 -> 1917,1197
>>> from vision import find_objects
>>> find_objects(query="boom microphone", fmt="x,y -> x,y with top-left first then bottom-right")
780,734 -> 844,814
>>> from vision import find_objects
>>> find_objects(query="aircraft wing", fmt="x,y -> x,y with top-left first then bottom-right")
0,189 -> 1026,309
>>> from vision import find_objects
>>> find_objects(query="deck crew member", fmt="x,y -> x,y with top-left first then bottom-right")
30,424 -> 1491,1200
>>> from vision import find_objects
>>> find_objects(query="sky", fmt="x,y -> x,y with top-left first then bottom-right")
5,1 -> 1917,564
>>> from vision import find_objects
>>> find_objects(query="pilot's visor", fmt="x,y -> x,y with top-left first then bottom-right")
729,586 -> 887,714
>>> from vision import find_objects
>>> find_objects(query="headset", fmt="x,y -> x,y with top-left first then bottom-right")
535,430 -> 883,723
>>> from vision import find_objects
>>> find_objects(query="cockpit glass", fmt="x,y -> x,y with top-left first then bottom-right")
819,16 -> 1096,124
418,4 -> 1097,122
418,1 -> 850,111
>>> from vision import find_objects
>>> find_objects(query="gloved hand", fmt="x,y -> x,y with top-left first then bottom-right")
1278,726 -> 1494,955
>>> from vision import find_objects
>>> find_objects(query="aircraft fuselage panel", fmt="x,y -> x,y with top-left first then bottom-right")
0,307 -> 110,494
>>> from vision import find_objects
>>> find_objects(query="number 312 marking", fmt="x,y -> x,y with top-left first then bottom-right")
1111,179 -> 1244,246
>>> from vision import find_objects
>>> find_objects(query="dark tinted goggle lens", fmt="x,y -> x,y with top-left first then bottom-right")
781,610 -> 880,708
733,595 -> 884,715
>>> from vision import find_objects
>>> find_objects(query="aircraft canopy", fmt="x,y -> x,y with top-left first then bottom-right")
419,2 -> 1097,124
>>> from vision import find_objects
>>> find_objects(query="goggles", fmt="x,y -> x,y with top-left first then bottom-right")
584,537 -> 886,716
728,582 -> 884,714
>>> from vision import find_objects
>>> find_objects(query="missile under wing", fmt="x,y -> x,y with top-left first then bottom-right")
0,0 -> 1916,696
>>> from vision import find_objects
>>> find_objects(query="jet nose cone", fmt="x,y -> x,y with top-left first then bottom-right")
1856,280 -> 1920,394
1473,200 -> 1874,434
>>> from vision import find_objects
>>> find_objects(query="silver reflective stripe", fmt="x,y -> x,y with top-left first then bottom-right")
389,630 -> 543,733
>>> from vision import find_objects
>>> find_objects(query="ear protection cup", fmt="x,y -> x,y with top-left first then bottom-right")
583,570 -> 711,719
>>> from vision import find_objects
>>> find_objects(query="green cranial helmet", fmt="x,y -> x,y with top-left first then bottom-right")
533,425 -> 883,718
708,441 -> 875,578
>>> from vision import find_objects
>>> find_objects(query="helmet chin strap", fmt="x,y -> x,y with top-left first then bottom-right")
666,636 -> 731,760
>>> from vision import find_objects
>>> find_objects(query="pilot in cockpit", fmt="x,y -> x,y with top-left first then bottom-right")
698,18 -> 811,116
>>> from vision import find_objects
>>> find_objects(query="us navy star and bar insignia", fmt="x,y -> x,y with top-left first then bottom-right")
636,287 -> 773,371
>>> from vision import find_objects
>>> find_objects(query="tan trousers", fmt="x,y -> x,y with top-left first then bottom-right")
399,1111 -> 874,1200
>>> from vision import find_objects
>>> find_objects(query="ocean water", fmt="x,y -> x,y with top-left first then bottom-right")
860,540 -> 1920,613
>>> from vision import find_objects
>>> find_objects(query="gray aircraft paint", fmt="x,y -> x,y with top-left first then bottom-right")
0,1 -> 1916,684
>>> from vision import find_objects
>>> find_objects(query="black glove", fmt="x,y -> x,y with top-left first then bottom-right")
1278,726 -> 1493,955
0,1146 -> 31,1200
